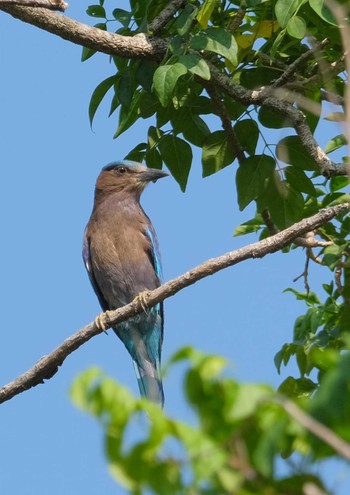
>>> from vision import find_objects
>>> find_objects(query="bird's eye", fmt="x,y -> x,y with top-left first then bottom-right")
116,167 -> 127,175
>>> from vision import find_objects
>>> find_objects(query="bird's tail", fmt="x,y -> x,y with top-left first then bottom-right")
132,358 -> 164,407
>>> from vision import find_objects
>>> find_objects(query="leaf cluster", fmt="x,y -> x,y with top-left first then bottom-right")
71,346 -> 350,494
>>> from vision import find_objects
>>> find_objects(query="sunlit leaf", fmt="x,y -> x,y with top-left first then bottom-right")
190,27 -> 238,66
153,64 -> 188,107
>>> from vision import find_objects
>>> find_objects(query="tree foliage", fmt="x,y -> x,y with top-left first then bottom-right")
1,0 -> 350,493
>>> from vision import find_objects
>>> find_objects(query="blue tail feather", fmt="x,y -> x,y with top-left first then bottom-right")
133,360 -> 164,407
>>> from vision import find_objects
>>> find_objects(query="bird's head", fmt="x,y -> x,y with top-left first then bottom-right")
94,161 -> 168,203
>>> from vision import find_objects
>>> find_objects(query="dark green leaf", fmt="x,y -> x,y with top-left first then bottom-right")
146,146 -> 162,170
234,119 -> 259,156
258,107 -> 293,129
86,4 -> 106,18
153,64 -> 188,107
171,108 -> 210,146
124,143 -> 147,162
190,27 -> 238,66
285,167 -> 316,196
175,4 -> 198,36
136,60 -> 158,92
114,91 -> 142,138
202,130 -> 236,177
82,23 -> 106,61
330,176 -> 350,192
158,135 -> 192,191
116,71 -> 135,107
139,91 -> 160,119
236,155 -> 276,210
89,75 -> 116,126
276,136 -> 317,171
112,8 -> 132,27
266,174 -> 305,229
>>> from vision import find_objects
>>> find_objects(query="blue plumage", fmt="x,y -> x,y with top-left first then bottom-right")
83,161 -> 167,406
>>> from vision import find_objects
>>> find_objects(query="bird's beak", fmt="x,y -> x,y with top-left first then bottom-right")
139,168 -> 169,183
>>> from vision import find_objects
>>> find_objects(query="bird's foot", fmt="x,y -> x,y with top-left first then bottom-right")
134,290 -> 151,314
94,310 -> 114,333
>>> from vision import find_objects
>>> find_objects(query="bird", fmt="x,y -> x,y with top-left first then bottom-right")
83,160 -> 168,406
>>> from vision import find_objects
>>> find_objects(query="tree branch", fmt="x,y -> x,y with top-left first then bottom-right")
278,396 -> 350,462
148,0 -> 187,33
0,203 -> 348,405
0,5 -> 167,60
0,5 -> 346,176
0,0 -> 67,10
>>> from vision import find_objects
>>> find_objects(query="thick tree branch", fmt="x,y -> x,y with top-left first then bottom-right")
0,5 -> 347,176
0,5 -> 167,59
0,0 -> 67,10
0,203 -> 348,405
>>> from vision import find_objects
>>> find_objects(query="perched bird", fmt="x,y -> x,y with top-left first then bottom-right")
83,161 -> 168,406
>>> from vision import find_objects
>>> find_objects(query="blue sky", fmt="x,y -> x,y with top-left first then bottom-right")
1,3 -> 349,495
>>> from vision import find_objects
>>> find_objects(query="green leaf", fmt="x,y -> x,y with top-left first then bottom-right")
114,91 -> 142,138
234,119 -> 259,156
196,0 -> 218,28
174,4 -> 198,36
183,114 -> 210,147
258,106 -> 293,129
171,108 -> 210,147
158,135 -> 192,191
89,75 -> 116,126
325,134 -> 347,154
112,8 -> 132,27
330,176 -> 350,192
82,23 -> 106,61
86,4 -> 106,18
276,136 -> 317,171
124,143 -> 147,163
136,60 -> 158,92
309,0 -> 337,26
153,64 -> 188,107
146,146 -> 162,170
285,167 -> 316,196
178,54 -> 210,80
233,216 -> 263,237
286,15 -> 306,39
274,0 -> 303,28
116,71 -> 135,107
265,174 -> 305,229
190,27 -> 238,66
236,155 -> 276,210
202,130 -> 236,177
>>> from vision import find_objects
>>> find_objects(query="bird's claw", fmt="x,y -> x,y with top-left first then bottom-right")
94,310 -> 113,333
135,290 -> 151,314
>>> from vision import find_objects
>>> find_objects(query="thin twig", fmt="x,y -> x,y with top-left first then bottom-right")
272,39 -> 329,88
0,203 -> 348,405
278,396 -> 350,462
205,82 -> 246,163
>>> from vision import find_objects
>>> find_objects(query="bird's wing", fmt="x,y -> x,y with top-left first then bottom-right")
145,224 -> 163,281
82,231 -> 110,311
